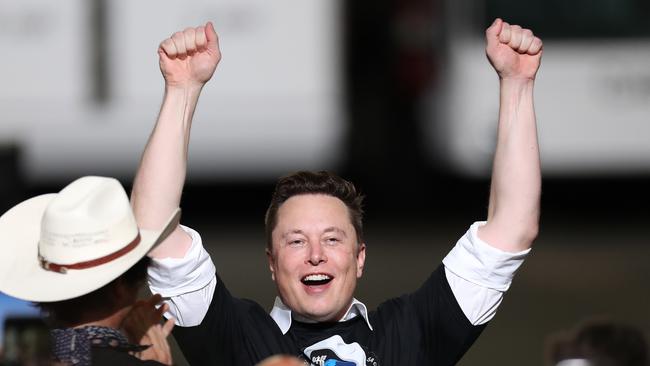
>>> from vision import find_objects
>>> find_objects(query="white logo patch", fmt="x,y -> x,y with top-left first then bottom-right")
303,335 -> 367,366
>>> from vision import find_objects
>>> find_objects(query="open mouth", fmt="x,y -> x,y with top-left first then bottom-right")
301,273 -> 333,286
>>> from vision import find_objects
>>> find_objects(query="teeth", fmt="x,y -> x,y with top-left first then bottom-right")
303,274 -> 331,281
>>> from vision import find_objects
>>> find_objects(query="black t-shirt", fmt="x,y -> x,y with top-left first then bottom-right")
173,265 -> 485,365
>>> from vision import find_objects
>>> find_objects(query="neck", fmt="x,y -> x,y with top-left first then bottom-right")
291,299 -> 356,323
70,305 -> 131,330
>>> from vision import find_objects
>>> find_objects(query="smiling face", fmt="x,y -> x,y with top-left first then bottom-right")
267,194 -> 366,322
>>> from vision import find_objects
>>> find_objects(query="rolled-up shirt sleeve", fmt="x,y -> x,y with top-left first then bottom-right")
147,225 -> 217,326
442,221 -> 530,325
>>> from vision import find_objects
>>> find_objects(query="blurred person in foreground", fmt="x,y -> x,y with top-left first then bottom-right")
546,319 -> 649,366
257,355 -> 306,366
0,176 -> 180,365
131,18 -> 543,364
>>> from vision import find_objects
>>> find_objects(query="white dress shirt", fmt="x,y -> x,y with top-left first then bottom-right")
148,222 -> 530,329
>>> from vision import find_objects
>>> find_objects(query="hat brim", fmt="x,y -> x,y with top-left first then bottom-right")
0,194 -> 180,302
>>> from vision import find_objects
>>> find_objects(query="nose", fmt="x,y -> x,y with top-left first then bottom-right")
306,241 -> 327,265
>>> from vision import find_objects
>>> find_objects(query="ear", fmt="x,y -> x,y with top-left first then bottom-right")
266,248 -> 276,282
356,242 -> 366,278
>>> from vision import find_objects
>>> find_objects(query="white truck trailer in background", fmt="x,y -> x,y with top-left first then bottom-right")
426,0 -> 650,177
0,0 -> 343,181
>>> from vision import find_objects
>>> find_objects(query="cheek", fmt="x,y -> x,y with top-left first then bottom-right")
332,251 -> 358,273
275,252 -> 301,276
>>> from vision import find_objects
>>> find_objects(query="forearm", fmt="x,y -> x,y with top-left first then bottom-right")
479,78 -> 541,252
132,84 -> 203,258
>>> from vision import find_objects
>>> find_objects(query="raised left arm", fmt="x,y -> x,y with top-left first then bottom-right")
478,18 -> 543,253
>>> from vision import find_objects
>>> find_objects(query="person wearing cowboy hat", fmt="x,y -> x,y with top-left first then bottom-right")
0,176 -> 180,365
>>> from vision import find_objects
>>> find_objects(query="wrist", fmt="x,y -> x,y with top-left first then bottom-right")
499,77 -> 535,96
164,82 -> 204,96
499,75 -> 535,84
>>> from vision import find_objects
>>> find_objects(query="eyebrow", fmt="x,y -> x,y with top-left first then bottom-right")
323,227 -> 348,237
281,229 -> 306,239
281,227 -> 348,239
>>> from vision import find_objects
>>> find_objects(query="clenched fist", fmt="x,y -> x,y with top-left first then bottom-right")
158,22 -> 221,88
485,18 -> 543,81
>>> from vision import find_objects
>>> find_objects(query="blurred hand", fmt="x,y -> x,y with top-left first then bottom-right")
158,22 -> 221,88
485,18 -> 543,81
121,294 -> 175,365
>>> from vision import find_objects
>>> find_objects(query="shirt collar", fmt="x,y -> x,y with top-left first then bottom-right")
269,296 -> 374,335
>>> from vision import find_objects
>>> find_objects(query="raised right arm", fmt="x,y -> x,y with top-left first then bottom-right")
131,22 -> 221,259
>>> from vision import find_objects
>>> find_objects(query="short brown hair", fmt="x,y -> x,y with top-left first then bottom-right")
264,171 -> 364,250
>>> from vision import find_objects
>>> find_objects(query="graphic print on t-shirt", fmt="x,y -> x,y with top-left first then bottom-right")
302,335 -> 379,366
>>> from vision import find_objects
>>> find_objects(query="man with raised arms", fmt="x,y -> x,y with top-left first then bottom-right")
131,18 -> 543,365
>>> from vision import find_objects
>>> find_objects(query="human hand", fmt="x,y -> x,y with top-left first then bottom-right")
135,319 -> 174,365
158,22 -> 221,89
485,18 -> 543,81
121,294 -> 175,365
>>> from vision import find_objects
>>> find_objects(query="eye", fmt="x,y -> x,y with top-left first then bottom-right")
324,237 -> 341,246
288,239 -> 305,247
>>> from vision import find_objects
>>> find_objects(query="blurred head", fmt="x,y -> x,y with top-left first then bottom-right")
546,319 -> 649,366
257,355 -> 305,366
265,171 -> 366,322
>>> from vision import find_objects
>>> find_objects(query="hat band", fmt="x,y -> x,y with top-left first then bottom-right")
39,233 -> 141,274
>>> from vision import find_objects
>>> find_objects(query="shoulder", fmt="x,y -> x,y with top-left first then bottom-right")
369,264 -> 457,329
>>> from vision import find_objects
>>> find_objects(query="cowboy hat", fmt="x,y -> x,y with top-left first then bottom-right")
0,176 -> 180,302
